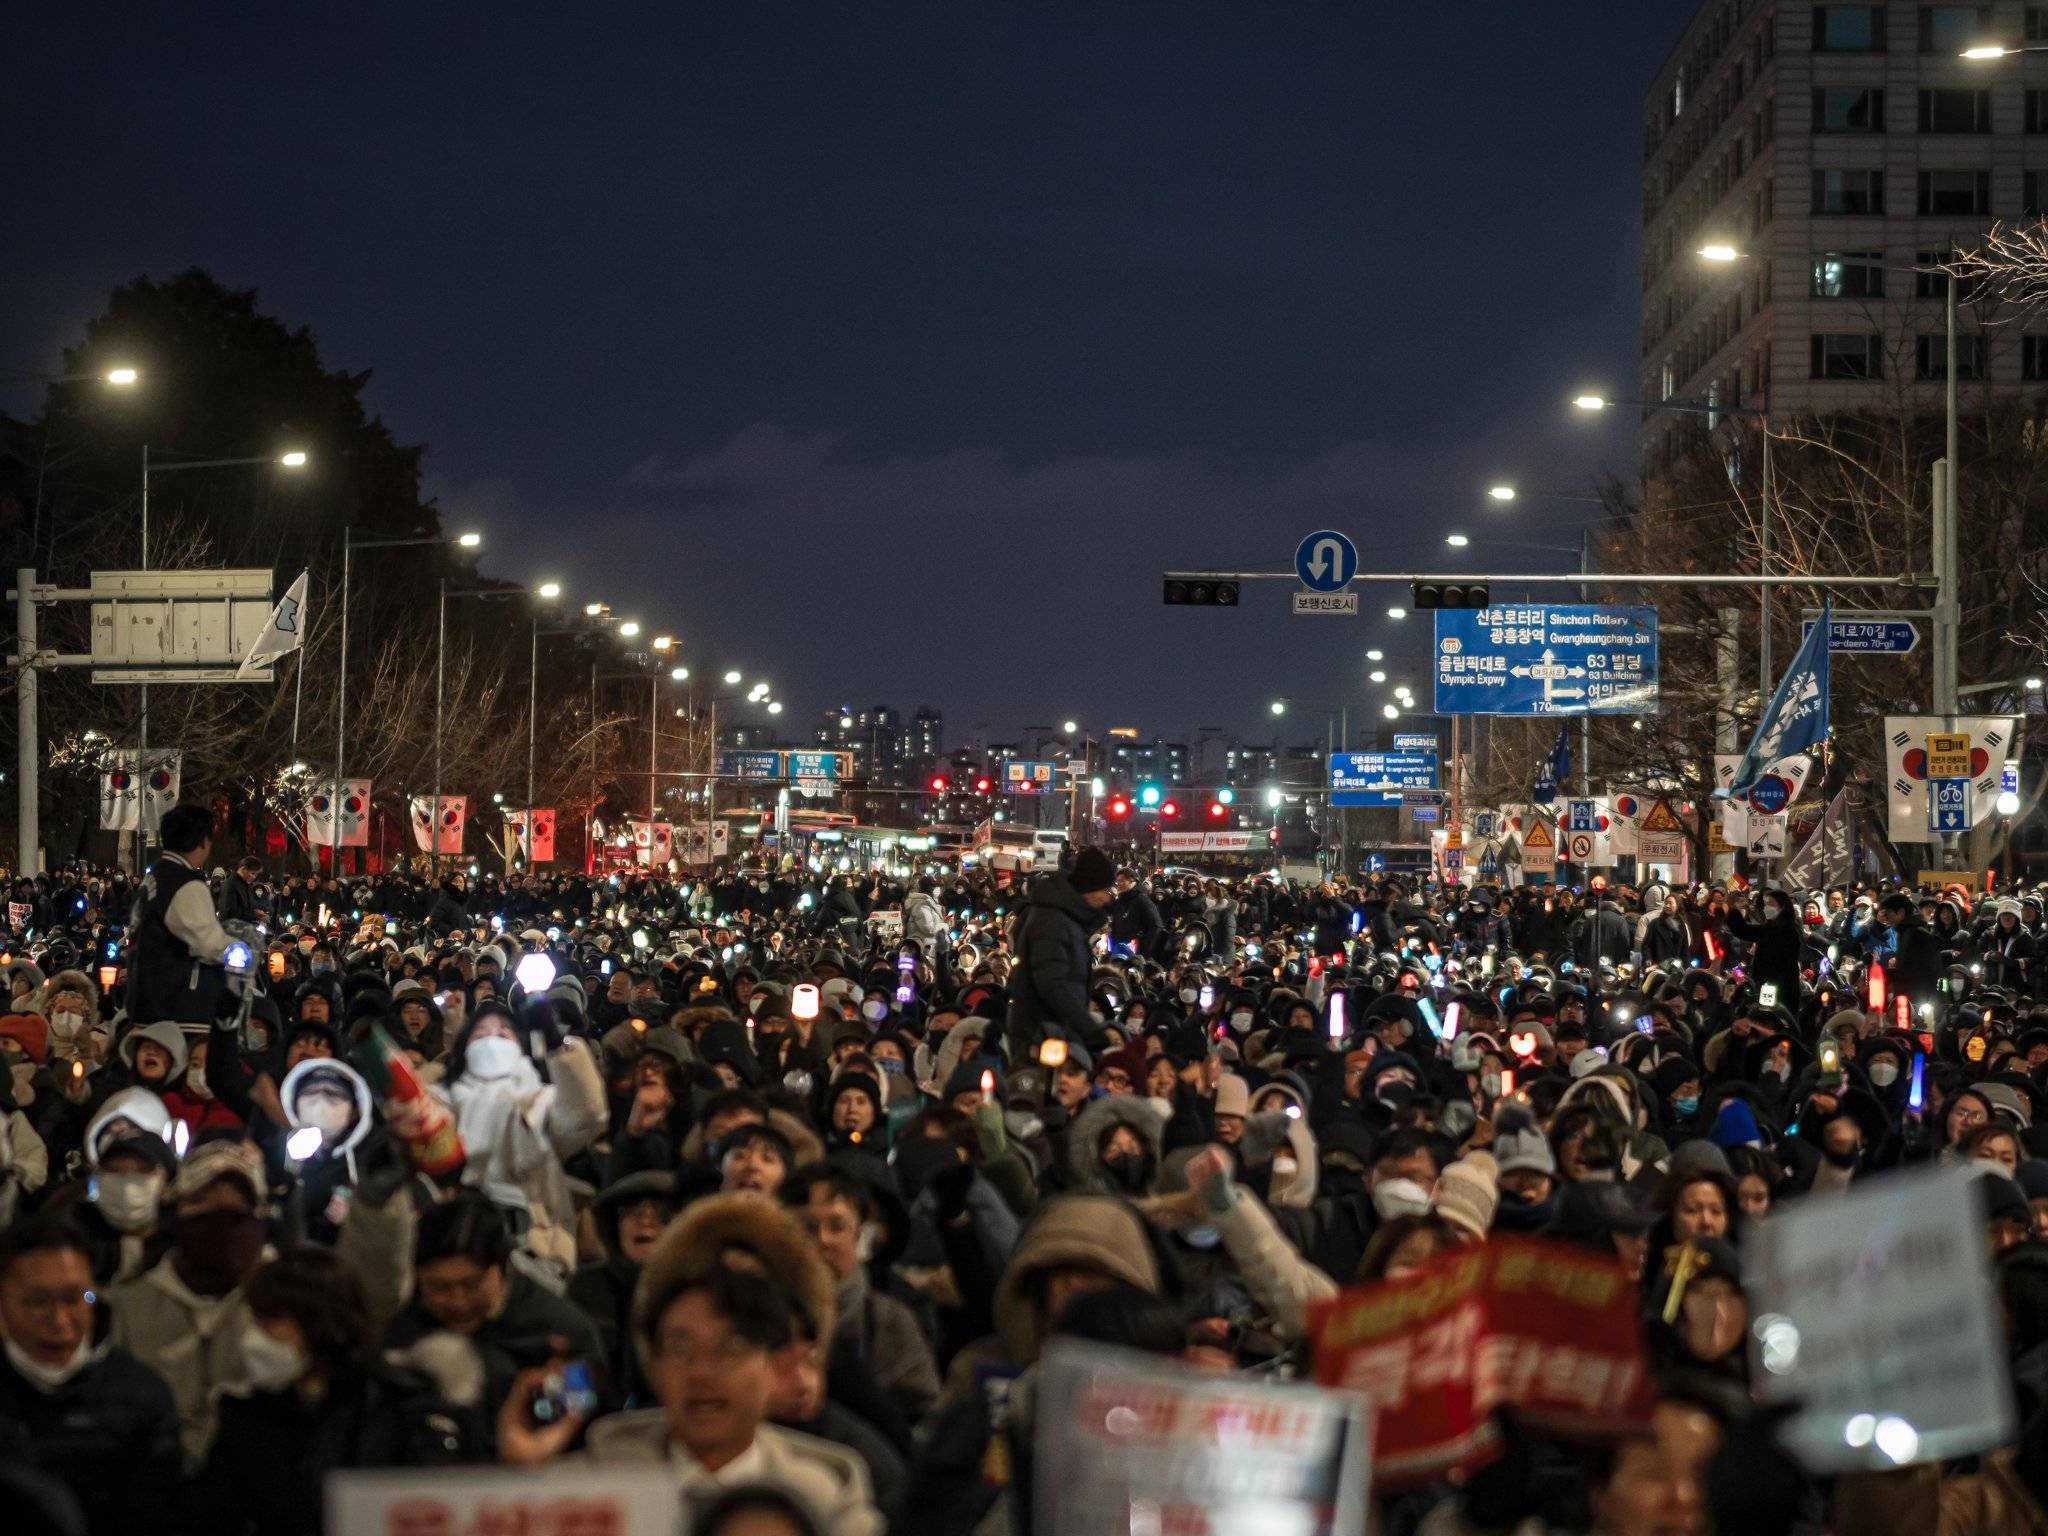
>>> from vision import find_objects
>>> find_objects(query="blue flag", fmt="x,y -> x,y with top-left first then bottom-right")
1723,599 -> 1831,798
1532,725 -> 1571,805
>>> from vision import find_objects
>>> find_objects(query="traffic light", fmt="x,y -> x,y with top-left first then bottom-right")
926,774 -> 949,794
1215,785 -> 1235,805
1160,799 -> 1181,819
1411,581 -> 1490,609
973,775 -> 994,794
1137,782 -> 1163,809
1106,795 -> 1132,820
1163,578 -> 1239,607
1206,801 -> 1228,821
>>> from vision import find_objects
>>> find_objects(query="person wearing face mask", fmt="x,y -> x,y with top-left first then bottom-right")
437,1000 -> 606,1282
1724,888 -> 1804,1006
183,1245 -> 481,1534
107,1139 -> 275,1468
1067,1094 -> 1164,1198
276,1058 -> 382,1246
0,1214 -> 181,1534
67,1130 -> 175,1285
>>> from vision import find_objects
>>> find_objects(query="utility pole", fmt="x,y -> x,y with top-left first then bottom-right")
15,571 -> 37,876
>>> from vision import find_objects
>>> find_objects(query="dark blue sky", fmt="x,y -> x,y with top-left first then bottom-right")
3,3 -> 1679,749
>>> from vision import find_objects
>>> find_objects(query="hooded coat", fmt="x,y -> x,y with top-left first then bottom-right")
1004,874 -> 1107,1057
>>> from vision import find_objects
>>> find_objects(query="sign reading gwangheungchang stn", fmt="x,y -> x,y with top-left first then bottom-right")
1433,604 -> 1659,716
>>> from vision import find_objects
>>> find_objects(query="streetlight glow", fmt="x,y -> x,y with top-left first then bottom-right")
1573,394 -> 1609,411
1698,242 -> 1742,263
1387,606 -> 1408,620
618,621 -> 641,638
1270,700 -> 1286,716
1382,703 -> 1400,719
651,635 -> 674,652
279,450 -> 309,467
1062,719 -> 1079,735
767,701 -> 784,715
1370,670 -> 1387,683
1998,790 -> 2022,815
584,602 -> 604,616
1366,648 -> 1383,661
670,666 -> 689,681
456,530 -> 481,547
105,367 -> 139,386
1963,44 -> 2011,58
724,669 -> 743,686
1487,485 -> 1516,502
1446,533 -> 1470,547
536,581 -> 562,599
1264,788 -> 1282,809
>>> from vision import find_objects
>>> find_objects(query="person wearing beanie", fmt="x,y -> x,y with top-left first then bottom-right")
1434,1151 -> 1499,1241
1004,846 -> 1118,1063
1492,1106 -> 1560,1231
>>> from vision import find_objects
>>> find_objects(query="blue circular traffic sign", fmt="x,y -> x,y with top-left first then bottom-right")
1295,529 -> 1358,592
1747,774 -> 1792,815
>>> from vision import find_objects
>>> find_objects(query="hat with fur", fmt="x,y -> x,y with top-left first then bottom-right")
1435,1151 -> 1499,1241
631,1192 -> 834,1369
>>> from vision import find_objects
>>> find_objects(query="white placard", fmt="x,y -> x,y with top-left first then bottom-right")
1747,1161 -> 2015,1473
327,1467 -> 677,1536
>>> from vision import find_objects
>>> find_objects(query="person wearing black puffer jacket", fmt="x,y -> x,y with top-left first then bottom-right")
1003,849 -> 1118,1061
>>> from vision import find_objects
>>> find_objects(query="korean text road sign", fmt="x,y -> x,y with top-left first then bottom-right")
718,750 -> 781,780
1295,529 -> 1358,592
1292,590 -> 1359,615
1521,820 -> 1556,875
1005,761 -> 1056,791
1393,733 -> 1437,752
1802,618 -> 1920,655
1926,732 -> 1972,779
2004,761 -> 2021,796
1930,778 -> 1971,833
1330,751 -> 1439,808
1432,604 -> 1658,716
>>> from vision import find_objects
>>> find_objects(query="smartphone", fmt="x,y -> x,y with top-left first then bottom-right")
1199,984 -> 1215,1013
1481,953 -> 1496,979
600,958 -> 613,976
1759,982 -> 1779,1009
531,1360 -> 599,1425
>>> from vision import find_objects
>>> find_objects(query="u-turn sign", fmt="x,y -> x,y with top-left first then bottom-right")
1295,530 -> 1358,592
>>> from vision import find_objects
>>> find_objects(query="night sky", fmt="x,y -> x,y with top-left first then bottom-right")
3,3 -> 1678,750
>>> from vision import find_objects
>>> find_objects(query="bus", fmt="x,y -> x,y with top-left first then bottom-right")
972,819 -> 1066,874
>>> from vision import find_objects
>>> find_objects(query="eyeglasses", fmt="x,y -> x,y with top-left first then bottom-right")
652,1335 -> 765,1368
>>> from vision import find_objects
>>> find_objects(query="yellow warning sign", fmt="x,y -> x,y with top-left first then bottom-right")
1639,797 -> 1683,833
1523,820 -> 1554,848
1707,821 -> 1734,855
1926,732 -> 1972,779
1447,827 -> 1464,849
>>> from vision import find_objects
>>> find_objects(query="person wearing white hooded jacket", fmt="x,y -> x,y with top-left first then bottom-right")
437,998 -> 605,1281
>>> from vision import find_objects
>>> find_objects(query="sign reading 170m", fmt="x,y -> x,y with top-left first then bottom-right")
1433,604 -> 1660,716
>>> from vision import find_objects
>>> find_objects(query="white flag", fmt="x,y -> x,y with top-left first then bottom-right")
99,750 -> 182,833
409,795 -> 467,854
308,779 -> 371,848
237,570 -> 309,680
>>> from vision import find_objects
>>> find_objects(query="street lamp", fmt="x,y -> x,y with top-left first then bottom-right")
1387,606 -> 1408,620
1366,649 -> 1384,662
105,367 -> 140,386
1697,242 -> 1742,264
1383,703 -> 1400,719
651,635 -> 674,652
1572,394 -> 1609,411
1445,533 -> 1470,548
1369,670 -> 1387,683
584,602 -> 605,617
618,621 -> 641,639
537,581 -> 562,600
768,701 -> 784,716
1062,719 -> 1079,735
1488,484 -> 1516,502
1270,700 -> 1286,716
669,665 -> 689,681
723,669 -> 743,686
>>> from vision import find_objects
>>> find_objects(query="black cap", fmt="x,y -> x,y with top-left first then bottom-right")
1069,847 -> 1117,894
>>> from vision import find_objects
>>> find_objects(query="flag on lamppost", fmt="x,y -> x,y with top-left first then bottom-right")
236,569 -> 309,680
1532,726 -> 1571,805
1723,599 -> 1831,799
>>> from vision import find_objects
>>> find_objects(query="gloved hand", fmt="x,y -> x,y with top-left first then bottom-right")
969,1100 -> 1007,1163
1184,1144 -> 1237,1216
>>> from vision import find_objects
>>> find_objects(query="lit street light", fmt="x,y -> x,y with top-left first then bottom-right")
768,701 -> 784,715
1369,670 -> 1387,683
1383,703 -> 1400,719
455,530 -> 480,547
1445,533 -> 1470,548
669,665 -> 689,681
1269,700 -> 1286,716
724,669 -> 744,686
1366,649 -> 1384,662
1387,606 -> 1408,620
584,602 -> 604,617
1487,484 -> 1516,502
1698,242 -> 1742,263
652,635 -> 674,652
537,581 -> 562,599
1062,718 -> 1079,734
1572,394 -> 1609,411
105,366 -> 140,386
618,621 -> 641,638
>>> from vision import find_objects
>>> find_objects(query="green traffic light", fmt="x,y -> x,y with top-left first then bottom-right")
1216,786 -> 1235,805
1138,782 -> 1162,808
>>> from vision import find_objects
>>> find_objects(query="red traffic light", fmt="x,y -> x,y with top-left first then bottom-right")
1106,796 -> 1131,819
1206,802 -> 1228,821
927,775 -> 949,794
1159,799 -> 1181,819
973,775 -> 994,794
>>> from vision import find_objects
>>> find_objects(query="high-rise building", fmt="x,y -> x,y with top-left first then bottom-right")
1641,1 -> 2032,466
910,707 -> 943,762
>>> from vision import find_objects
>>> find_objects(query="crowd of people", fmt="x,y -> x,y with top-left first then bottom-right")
2,800 -> 2047,1534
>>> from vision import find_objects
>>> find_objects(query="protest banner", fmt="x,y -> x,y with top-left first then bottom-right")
1745,1160 -> 2015,1473
327,1466 -> 675,1536
1307,1234 -> 1653,1486
1034,1340 -> 1373,1536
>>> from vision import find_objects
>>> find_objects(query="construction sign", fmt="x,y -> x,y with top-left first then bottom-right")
1637,797 -> 1687,866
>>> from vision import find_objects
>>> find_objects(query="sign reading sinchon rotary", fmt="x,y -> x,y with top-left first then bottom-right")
1433,604 -> 1659,716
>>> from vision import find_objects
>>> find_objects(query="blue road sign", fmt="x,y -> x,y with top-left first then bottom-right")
1800,618 -> 1920,655
1412,806 -> 1439,823
786,751 -> 839,780
1295,529 -> 1358,592
1478,848 -> 1500,877
1930,777 -> 1971,833
2005,761 -> 2021,796
1432,604 -> 1658,716
1330,751 -> 1438,808
1475,812 -> 1498,840
719,751 -> 782,780
1567,798 -> 1595,833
